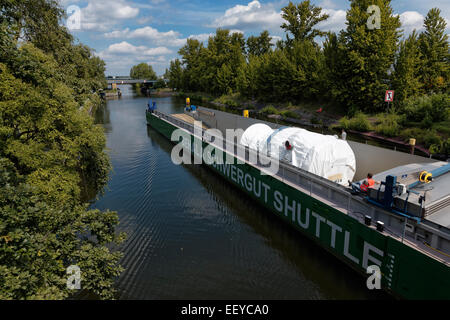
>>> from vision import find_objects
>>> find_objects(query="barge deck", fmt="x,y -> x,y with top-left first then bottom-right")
146,106 -> 450,299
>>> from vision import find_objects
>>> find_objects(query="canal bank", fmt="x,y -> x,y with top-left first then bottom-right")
92,85 -> 390,299
174,92 -> 440,159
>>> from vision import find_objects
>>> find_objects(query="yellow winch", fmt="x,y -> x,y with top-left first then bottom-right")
419,171 -> 433,183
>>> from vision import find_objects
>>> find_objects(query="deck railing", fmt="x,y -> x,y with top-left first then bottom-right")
152,110 -> 450,260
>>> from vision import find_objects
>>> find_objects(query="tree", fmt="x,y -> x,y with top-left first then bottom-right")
418,8 -> 449,94
0,0 -> 124,299
246,30 -> 273,56
216,64 -> 233,95
248,49 -> 299,102
129,63 -> 157,80
178,38 -> 205,91
1,0 -> 106,101
287,40 -> 325,100
1,0 -> 70,53
154,78 -> 167,89
338,0 -> 401,113
323,32 -> 348,103
392,31 -> 423,105
236,55 -> 261,99
166,59 -> 183,90
176,29 -> 247,95
280,0 -> 329,46
205,29 -> 246,95
0,158 -> 123,300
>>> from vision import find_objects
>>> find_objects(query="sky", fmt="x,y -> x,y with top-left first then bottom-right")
59,0 -> 450,76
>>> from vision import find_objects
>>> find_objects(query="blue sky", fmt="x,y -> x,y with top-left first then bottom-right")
60,0 -> 450,76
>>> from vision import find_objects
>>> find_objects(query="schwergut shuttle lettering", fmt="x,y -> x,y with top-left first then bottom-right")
212,162 -> 384,269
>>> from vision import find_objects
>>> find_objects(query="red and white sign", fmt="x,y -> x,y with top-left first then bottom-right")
385,90 -> 394,102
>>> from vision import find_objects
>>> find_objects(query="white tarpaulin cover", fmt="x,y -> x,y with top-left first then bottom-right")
240,124 -> 356,185
240,123 -> 274,151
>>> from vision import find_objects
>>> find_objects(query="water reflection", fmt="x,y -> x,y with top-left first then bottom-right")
92,92 -> 390,300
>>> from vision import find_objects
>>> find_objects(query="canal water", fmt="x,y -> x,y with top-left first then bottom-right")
93,85 -> 390,300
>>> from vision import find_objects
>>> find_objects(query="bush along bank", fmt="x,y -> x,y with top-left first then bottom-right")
176,90 -> 449,160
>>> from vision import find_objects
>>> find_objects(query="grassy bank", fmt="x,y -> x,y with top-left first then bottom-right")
335,94 -> 450,157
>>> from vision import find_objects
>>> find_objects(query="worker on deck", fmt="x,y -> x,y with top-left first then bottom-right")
147,100 -> 156,113
359,173 -> 380,192
285,140 -> 292,150
185,97 -> 191,111
281,140 -> 293,163
341,129 -> 347,140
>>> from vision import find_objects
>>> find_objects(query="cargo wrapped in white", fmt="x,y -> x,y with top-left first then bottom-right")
240,124 -> 356,185
240,123 -> 274,152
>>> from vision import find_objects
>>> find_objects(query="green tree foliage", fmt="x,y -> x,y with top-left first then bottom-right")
167,0 -> 448,124
402,93 -> 450,123
323,32 -> 348,102
206,29 -> 246,95
392,31 -> 423,105
166,59 -> 183,90
337,0 -> 401,113
176,29 -> 246,95
287,40 -> 325,100
1,0 -> 106,106
0,0 -> 124,299
246,30 -> 273,56
169,1 -> 330,102
130,63 -> 157,80
281,0 -> 329,46
0,158 -> 123,299
153,78 -> 167,89
236,55 -> 260,99
178,38 -> 205,91
1,0 -> 70,53
250,49 -> 297,101
418,8 -> 449,94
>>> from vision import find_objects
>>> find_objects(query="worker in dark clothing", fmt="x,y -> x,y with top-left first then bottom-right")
281,140 -> 293,163
285,140 -> 292,150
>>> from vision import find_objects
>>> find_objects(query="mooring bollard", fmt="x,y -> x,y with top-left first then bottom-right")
409,138 -> 416,155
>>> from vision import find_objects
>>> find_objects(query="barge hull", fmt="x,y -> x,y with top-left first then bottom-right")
147,111 -> 450,299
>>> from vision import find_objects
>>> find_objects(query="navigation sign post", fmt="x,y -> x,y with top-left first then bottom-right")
385,90 -> 394,112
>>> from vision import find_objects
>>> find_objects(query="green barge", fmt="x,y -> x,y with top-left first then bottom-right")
146,105 -> 450,299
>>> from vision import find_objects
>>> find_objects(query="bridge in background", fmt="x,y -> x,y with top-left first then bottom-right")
106,76 -> 168,85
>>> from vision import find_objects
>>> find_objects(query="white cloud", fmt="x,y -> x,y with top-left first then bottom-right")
104,26 -> 232,47
105,41 -> 143,54
98,28 -> 242,75
229,29 -> 244,35
187,33 -> 214,42
208,0 -> 283,32
103,28 -> 130,39
101,41 -> 172,56
75,0 -> 139,31
319,0 -> 338,10
208,1 -> 346,36
317,9 -> 347,33
270,35 -> 282,44
104,26 -> 186,47
398,11 -> 425,34
98,41 -> 172,75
